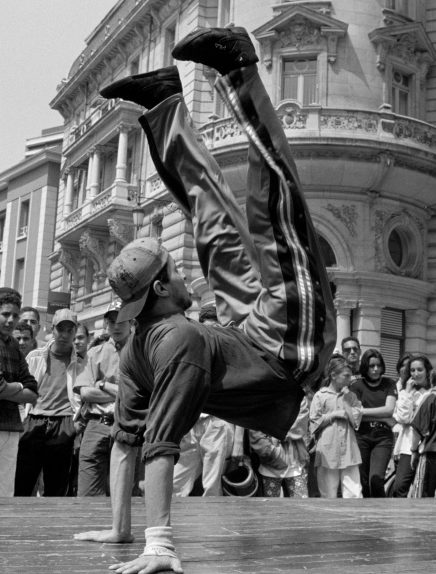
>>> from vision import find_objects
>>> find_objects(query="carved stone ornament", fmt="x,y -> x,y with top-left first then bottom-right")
276,102 -> 308,130
107,218 -> 133,246
277,18 -> 322,50
326,204 -> 357,237
58,246 -> 81,291
79,229 -> 107,279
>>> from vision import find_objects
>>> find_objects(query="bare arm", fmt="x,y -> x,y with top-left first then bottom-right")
109,455 -> 183,574
362,395 -> 396,419
80,384 -> 117,404
74,440 -> 135,543
0,382 -> 37,405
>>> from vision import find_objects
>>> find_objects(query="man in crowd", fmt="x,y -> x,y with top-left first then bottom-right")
0,287 -> 38,496
14,308 -> 83,496
13,321 -> 35,357
19,306 -> 42,348
75,26 -> 335,573
172,305 -> 234,497
75,300 -> 133,496
341,336 -> 361,379
74,324 -> 90,360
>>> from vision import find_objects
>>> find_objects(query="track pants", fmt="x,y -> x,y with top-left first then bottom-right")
139,64 -> 336,390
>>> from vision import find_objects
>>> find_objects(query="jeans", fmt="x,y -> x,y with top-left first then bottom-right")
422,452 -> 436,497
392,454 -> 415,497
356,424 -> 393,497
0,431 -> 20,496
78,419 -> 113,496
15,415 -> 75,496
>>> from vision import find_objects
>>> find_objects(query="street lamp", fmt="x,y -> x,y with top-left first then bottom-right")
132,205 -> 145,239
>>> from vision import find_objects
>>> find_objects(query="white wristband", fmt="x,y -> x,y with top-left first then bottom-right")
144,526 -> 175,554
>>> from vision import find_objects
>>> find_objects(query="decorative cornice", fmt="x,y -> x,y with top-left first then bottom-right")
253,4 -> 348,68
369,22 -> 436,72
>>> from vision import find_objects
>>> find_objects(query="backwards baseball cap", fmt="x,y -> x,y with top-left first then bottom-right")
52,308 -> 78,327
107,237 -> 169,322
104,299 -> 123,318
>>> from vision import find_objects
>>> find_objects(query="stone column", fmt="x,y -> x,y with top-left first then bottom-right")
85,153 -> 93,200
334,299 -> 355,352
354,303 -> 382,350
63,169 -> 74,217
115,124 -> 129,183
89,147 -> 101,199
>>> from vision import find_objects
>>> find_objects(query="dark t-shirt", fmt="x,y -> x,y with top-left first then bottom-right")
351,376 -> 397,411
411,393 -> 436,453
113,313 -> 304,459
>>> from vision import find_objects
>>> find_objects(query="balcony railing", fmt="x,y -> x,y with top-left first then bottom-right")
62,182 -> 135,232
199,103 -> 436,154
67,99 -> 117,147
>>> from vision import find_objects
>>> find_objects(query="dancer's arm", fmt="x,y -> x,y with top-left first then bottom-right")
109,454 -> 183,574
74,440 -> 135,543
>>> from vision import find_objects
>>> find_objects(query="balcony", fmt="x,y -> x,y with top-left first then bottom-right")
199,102 -> 436,204
57,182 -> 136,242
63,99 -> 141,162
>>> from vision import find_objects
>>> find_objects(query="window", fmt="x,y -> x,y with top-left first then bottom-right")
386,0 -> 409,17
282,59 -> 317,105
72,169 -> 87,210
164,25 -> 176,67
0,213 -> 5,250
317,235 -> 337,267
18,200 -> 29,237
14,259 -> 25,293
126,142 -> 135,184
391,69 -> 410,115
130,57 -> 140,76
380,308 -> 404,378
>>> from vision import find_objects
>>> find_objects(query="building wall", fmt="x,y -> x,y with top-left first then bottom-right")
48,0 -> 436,372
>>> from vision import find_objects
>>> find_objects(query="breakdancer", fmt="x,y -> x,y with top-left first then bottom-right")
75,26 -> 336,574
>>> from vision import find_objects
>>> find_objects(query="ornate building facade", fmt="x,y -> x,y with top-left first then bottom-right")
49,0 -> 436,373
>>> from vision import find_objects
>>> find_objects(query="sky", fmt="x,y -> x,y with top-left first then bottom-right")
0,0 -> 117,173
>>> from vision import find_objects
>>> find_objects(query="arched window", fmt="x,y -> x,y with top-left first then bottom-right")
317,235 -> 337,267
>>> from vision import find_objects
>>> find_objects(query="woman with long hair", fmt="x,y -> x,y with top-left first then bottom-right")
351,349 -> 397,497
409,368 -> 436,497
392,354 -> 432,497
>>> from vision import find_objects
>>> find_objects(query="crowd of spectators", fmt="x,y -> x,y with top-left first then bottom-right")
0,286 -> 434,499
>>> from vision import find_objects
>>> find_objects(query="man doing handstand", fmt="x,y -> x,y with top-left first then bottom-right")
75,26 -> 336,574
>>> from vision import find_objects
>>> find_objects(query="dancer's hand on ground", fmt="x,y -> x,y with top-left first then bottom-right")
74,529 -> 134,543
109,553 -> 183,574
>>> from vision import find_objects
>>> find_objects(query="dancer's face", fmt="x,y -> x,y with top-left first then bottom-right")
164,257 -> 192,312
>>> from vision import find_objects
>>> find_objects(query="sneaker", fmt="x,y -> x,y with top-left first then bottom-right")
99,66 -> 182,108
172,27 -> 258,75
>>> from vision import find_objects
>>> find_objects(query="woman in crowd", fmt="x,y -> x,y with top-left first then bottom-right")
310,356 -> 362,498
392,354 -> 432,497
409,369 -> 436,497
351,349 -> 397,497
